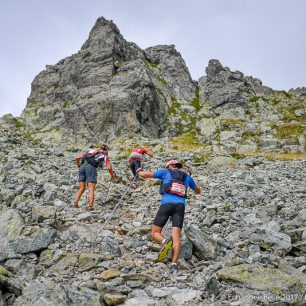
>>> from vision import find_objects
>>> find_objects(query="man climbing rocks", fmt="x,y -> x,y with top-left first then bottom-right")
137,160 -> 201,274
74,145 -> 116,211
128,146 -> 153,187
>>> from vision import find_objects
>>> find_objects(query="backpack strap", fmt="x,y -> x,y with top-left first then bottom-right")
169,169 -> 187,182
159,169 -> 188,197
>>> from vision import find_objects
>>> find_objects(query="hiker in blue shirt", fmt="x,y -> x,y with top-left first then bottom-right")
137,160 -> 201,274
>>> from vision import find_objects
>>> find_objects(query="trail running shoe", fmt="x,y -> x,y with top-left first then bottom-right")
157,238 -> 173,262
86,206 -> 94,212
170,263 -> 179,274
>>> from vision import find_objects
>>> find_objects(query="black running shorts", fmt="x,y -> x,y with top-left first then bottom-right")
153,203 -> 185,229
78,164 -> 97,183
130,159 -> 142,176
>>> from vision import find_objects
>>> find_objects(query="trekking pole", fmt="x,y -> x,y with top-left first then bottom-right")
100,179 -> 112,206
100,174 -> 138,230
68,173 -> 79,208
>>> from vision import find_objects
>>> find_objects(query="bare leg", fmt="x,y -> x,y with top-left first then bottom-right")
171,227 -> 182,263
87,182 -> 96,207
151,225 -> 164,243
74,182 -> 85,205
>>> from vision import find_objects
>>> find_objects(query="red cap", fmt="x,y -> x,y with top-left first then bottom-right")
165,160 -> 183,169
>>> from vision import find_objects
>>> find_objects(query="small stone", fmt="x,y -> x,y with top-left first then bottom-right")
103,293 -> 126,305
100,268 -> 121,280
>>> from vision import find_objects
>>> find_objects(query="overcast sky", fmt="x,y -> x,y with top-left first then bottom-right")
1,0 -> 305,117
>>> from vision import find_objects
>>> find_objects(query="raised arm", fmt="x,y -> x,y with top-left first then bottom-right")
137,170 -> 154,178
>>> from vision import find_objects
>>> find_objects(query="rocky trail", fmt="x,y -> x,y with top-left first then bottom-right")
1,116 -> 305,305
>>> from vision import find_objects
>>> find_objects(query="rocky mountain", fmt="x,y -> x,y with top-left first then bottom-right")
0,16 -> 305,306
21,17 -> 196,144
19,17 -> 305,156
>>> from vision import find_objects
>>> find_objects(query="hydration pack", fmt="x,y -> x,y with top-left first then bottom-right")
159,169 -> 187,197
81,150 -> 105,168
129,148 -> 143,160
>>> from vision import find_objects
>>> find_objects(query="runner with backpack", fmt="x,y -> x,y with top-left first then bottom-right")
73,145 -> 116,211
137,160 -> 201,274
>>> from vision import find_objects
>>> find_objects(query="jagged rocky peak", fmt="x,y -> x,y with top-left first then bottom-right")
205,59 -> 225,81
81,17 -> 145,61
145,45 -> 196,101
21,17 -> 196,142
289,86 -> 306,97
81,17 -> 122,51
195,59 -> 305,155
199,59 -> 273,109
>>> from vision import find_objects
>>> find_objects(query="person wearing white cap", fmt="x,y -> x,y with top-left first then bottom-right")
137,160 -> 201,274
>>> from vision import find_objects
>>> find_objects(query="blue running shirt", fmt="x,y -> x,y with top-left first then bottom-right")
153,169 -> 197,205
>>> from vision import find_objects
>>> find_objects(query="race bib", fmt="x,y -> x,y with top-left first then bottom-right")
169,182 -> 187,197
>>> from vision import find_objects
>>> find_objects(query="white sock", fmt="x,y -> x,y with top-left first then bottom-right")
161,239 -> 166,244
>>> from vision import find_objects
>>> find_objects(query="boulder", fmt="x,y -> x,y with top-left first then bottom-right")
0,228 -> 56,261
184,224 -> 217,260
0,208 -> 24,241
217,264 -> 306,295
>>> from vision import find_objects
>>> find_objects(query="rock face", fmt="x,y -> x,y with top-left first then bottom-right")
19,17 -> 305,156
21,17 -> 196,142
197,59 -> 305,154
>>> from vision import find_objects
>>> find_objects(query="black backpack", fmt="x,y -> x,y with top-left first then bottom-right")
81,150 -> 105,168
159,169 -> 188,197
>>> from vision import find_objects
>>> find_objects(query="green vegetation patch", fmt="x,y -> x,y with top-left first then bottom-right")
168,96 -> 181,115
42,81 -> 60,93
192,152 -> 209,163
38,128 -> 60,134
241,131 -> 259,141
231,151 -> 306,161
171,130 -> 201,151
280,90 -> 292,99
144,60 -> 166,84
238,87 -> 251,94
157,75 -> 167,85
144,60 -> 158,68
0,265 -> 10,276
13,118 -> 23,128
192,88 -> 200,112
220,118 -> 245,131
230,153 -> 245,159
249,96 -> 269,103
271,99 -> 280,105
280,105 -> 306,123
23,132 -> 32,139
272,123 -> 304,139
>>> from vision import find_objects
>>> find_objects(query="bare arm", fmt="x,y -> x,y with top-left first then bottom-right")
194,185 -> 201,194
145,150 -> 154,158
106,163 -> 116,179
76,156 -> 82,168
137,170 -> 154,178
